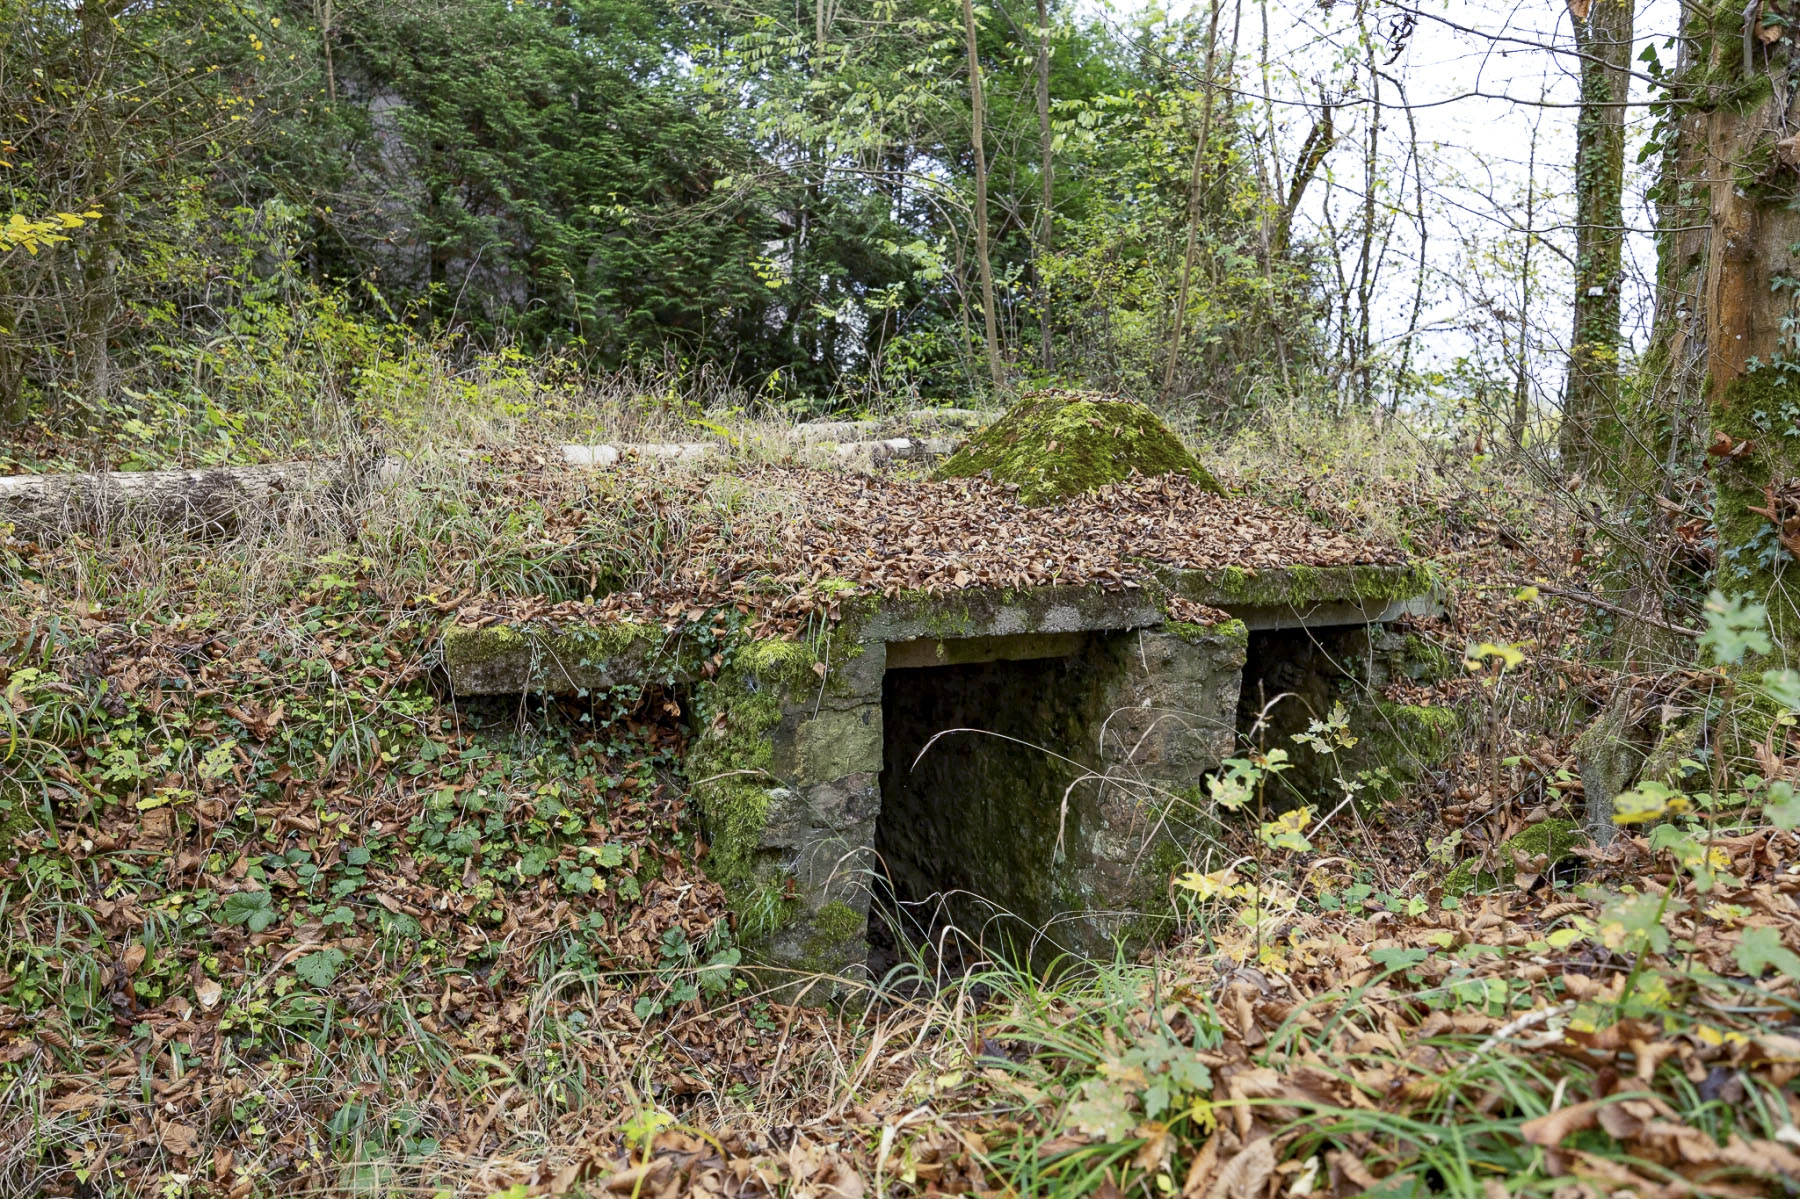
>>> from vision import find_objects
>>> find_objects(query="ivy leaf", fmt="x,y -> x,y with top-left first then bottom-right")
1735,926 -> 1800,980
1759,669 -> 1800,712
1370,947 -> 1428,972
294,949 -> 347,988
1700,592 -> 1771,666
1598,893 -> 1684,955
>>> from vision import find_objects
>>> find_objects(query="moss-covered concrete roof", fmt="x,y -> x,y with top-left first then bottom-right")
439,457 -> 1431,688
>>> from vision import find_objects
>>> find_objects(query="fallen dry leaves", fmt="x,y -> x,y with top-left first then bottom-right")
5,443 -> 1799,1199
441,462 -> 1402,636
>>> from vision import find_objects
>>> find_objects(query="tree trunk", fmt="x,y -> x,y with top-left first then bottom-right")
961,0 -> 1004,391
0,460 -> 374,536
1643,3 -> 1800,655
76,0 -> 120,407
1035,0 -> 1055,373
1269,103 -> 1333,261
1512,129 -> 1540,451
1159,0 -> 1224,406
1561,0 -> 1635,476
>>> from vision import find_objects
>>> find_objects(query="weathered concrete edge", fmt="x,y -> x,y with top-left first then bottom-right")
440,562 -> 1440,695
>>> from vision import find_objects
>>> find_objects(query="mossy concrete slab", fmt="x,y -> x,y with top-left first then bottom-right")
1160,562 -> 1442,630
441,566 -> 1439,697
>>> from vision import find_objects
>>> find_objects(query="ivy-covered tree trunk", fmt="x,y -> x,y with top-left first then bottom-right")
1562,0 -> 1634,476
1649,1 -> 1800,652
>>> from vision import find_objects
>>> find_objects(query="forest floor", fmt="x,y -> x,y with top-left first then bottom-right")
1,393 -> 1798,1199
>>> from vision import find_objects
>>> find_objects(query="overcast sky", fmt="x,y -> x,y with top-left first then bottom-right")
1171,0 -> 1675,418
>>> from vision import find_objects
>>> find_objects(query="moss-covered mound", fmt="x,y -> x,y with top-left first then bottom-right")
935,388 -> 1223,505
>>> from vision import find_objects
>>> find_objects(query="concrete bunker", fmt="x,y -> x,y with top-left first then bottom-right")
440,563 -> 1442,993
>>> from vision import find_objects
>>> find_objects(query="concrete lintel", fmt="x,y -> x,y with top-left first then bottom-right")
1230,592 -> 1444,631
860,583 -> 1165,644
885,630 -> 1090,669
442,563 -> 1439,696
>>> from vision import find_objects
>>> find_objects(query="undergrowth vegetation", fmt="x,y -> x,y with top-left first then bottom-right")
1,374 -> 1797,1199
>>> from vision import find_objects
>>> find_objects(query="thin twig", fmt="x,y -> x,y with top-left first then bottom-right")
1528,584 -> 1701,638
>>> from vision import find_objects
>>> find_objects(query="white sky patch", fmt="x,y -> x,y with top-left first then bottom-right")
1162,0 -> 1676,418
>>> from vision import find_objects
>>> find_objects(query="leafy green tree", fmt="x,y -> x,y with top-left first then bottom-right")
0,0 -> 256,425
297,0 -> 776,364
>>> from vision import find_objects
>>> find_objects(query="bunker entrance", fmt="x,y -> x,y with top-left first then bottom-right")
1235,624 -> 1370,803
869,625 -> 1246,975
872,647 -> 1096,974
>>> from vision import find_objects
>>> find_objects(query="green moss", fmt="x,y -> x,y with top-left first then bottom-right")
736,636 -> 813,683
1373,702 -> 1460,761
1163,617 -> 1248,647
1508,818 -> 1583,861
934,389 -> 1224,504
440,619 -> 654,670
1713,369 -> 1800,660
1444,819 -> 1584,896
1401,634 -> 1454,683
1112,834 -> 1207,952
1441,860 -> 1481,897
797,899 -> 867,968
686,660 -> 786,926
1682,0 -> 1779,112
441,623 -> 525,669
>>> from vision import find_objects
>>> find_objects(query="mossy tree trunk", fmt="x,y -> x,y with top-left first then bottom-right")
1562,0 -> 1635,476
1640,1 -> 1800,655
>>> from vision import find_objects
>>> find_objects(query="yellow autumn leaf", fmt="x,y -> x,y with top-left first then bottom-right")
1174,867 -> 1241,901
1612,782 -> 1689,825
1464,641 -> 1526,672
1693,1023 -> 1749,1048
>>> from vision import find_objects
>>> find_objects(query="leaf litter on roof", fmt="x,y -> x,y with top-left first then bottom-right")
449,463 -> 1404,635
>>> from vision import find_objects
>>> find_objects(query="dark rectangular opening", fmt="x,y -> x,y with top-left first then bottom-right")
1236,625 -> 1367,804
870,651 -> 1101,976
